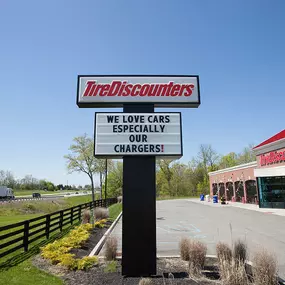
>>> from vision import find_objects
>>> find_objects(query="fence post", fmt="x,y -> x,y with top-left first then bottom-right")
59,211 -> 63,232
70,207 -> 74,225
79,205 -> 82,222
46,214 -> 50,239
23,221 -> 29,252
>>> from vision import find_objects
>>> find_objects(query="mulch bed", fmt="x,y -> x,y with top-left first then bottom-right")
33,256 -> 221,285
32,219 -> 221,284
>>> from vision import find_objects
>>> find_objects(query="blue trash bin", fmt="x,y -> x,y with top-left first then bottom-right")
213,195 -> 218,203
200,194 -> 205,201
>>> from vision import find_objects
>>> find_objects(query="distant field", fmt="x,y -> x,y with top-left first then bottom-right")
0,194 -> 100,227
13,189 -> 86,196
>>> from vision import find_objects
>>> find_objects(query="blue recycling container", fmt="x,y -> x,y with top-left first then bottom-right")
200,194 -> 205,201
213,195 -> 218,203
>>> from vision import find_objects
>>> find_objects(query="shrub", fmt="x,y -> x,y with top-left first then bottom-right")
179,237 -> 190,261
41,223 -> 97,270
104,260 -> 118,273
77,256 -> 98,270
219,259 -> 249,285
82,209 -> 91,224
139,278 -> 153,285
233,239 -> 247,264
188,239 -> 207,277
104,236 -> 118,261
216,242 -> 232,264
252,249 -> 278,285
58,253 -> 77,270
94,219 -> 107,228
94,207 -> 109,220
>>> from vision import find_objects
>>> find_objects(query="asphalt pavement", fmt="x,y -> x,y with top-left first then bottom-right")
102,199 -> 285,278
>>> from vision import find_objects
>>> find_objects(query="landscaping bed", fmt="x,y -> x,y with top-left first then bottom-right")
34,257 -> 218,285
70,220 -> 112,259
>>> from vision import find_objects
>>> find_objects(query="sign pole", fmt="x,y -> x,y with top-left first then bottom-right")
122,104 -> 157,277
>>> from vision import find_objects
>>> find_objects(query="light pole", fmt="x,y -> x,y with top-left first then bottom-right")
104,159 -> 108,204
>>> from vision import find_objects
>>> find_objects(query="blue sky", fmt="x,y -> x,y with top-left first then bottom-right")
0,0 -> 285,186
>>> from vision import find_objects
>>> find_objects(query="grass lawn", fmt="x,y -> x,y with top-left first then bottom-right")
0,195 -> 101,226
14,189 -> 79,196
108,203 -> 122,221
0,214 -> 40,227
0,260 -> 63,285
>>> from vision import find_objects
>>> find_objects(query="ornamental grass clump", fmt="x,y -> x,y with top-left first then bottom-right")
216,242 -> 232,264
104,236 -> 118,261
94,207 -> 109,220
188,239 -> 207,277
233,239 -> 247,264
252,249 -> 278,285
219,258 -> 249,285
179,237 -> 190,261
82,209 -> 91,224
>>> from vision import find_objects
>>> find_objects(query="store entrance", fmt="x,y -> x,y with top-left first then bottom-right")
258,176 -> 285,209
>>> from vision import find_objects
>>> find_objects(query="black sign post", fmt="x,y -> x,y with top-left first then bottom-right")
122,104 -> 157,276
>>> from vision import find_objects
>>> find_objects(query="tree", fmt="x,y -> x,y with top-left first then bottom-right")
95,159 -> 113,199
57,184 -> 64,190
157,159 -> 174,192
219,152 -> 238,169
197,144 -> 219,183
105,161 -> 123,198
237,144 -> 256,164
0,170 -> 16,188
197,144 -> 219,170
64,134 -> 98,202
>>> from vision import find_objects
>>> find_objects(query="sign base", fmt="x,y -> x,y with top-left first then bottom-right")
122,104 -> 157,277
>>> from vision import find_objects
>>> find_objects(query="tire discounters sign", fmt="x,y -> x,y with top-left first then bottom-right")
94,112 -> 182,158
77,75 -> 200,108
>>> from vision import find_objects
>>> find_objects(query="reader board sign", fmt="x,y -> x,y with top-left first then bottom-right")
77,75 -> 200,108
94,112 -> 182,158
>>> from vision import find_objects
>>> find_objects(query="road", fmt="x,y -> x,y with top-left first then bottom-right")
106,199 -> 285,278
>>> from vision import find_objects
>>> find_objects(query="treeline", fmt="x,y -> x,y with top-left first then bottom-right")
105,144 -> 256,198
0,171 -> 89,191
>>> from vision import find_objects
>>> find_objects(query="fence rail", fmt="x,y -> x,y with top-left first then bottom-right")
0,198 -> 117,259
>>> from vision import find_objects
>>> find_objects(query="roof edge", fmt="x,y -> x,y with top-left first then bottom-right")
208,161 -> 257,176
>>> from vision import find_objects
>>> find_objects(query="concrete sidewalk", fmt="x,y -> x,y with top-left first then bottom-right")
188,198 -> 285,217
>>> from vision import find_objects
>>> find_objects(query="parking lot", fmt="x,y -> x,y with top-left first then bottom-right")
105,199 -> 285,278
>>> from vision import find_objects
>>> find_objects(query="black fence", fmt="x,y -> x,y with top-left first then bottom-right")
0,198 -> 117,259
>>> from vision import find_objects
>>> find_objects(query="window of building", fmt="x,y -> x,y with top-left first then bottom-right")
258,176 -> 285,209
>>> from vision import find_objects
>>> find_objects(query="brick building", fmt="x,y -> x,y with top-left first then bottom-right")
208,129 -> 285,209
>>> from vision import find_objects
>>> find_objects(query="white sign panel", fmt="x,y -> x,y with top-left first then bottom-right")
94,112 -> 182,158
77,75 -> 200,108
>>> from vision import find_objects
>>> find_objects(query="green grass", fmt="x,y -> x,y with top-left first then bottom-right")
108,203 -> 122,221
0,195 -> 99,224
0,201 -> 118,285
14,189 -> 80,196
0,260 -> 63,285
0,214 -> 40,227
65,194 -> 99,207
